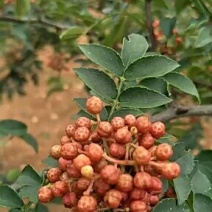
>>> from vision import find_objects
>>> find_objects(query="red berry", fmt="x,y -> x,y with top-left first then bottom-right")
116,174 -> 133,192
75,117 -> 92,129
134,172 -> 152,190
60,135 -> 71,145
93,159 -> 108,173
90,131 -> 102,143
155,143 -> 173,161
109,143 -> 126,159
65,124 -> 76,138
135,116 -> 151,134
111,117 -> 125,131
77,177 -> 91,191
50,145 -> 61,159
165,187 -> 176,198
47,167 -> 62,183
124,114 -> 136,128
149,195 -> 159,206
87,143 -> 103,162
86,96 -> 103,115
144,164 -> 158,176
52,181 -> 69,197
100,165 -> 121,185
74,127 -> 90,142
104,189 -> 122,209
114,127 -> 132,144
138,133 -> 155,149
130,188 -> 146,200
150,121 -> 166,138
130,200 -> 147,212
133,146 -> 151,165
81,165 -> 94,179
67,163 -> 81,178
94,179 -> 111,196
60,171 -> 70,181
38,186 -> 53,203
62,192 -> 77,208
73,154 -> 91,171
148,177 -> 162,194
161,162 -> 180,180
97,121 -> 113,138
61,143 -> 78,160
58,157 -> 72,171
77,195 -> 97,212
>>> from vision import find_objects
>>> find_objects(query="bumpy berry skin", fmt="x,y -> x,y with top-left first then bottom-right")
58,157 -> 72,171
124,114 -> 136,128
97,121 -> 113,138
65,124 -> 75,138
94,179 -> 111,196
111,117 -> 125,131
93,159 -> 108,173
50,145 -> 61,159
161,162 -> 180,180
134,172 -> 152,190
133,146 -> 151,165
130,188 -> 146,200
90,131 -> 102,143
130,200 -> 147,212
73,154 -> 91,171
81,165 -> 94,179
155,143 -> 173,161
86,96 -> 103,115
104,189 -> 122,209
109,143 -> 126,159
148,177 -> 163,194
47,168 -> 62,183
100,165 -> 121,185
150,121 -> 166,138
74,127 -> 90,142
87,143 -> 103,162
77,195 -> 97,212
116,174 -> 133,192
60,135 -> 70,145
136,116 -> 151,134
62,192 -> 77,208
114,127 -> 132,144
77,177 -> 91,191
52,181 -> 69,197
38,186 -> 53,203
138,133 -> 155,149
61,143 -> 78,160
75,117 -> 91,129
67,163 -> 81,178
149,195 -> 159,206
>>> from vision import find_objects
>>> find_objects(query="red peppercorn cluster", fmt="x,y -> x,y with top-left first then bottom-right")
38,96 -> 180,212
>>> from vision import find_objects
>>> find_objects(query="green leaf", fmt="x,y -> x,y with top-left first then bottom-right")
152,198 -> 190,212
173,176 -> 191,205
0,119 -> 27,136
160,17 -> 176,38
170,143 -> 187,161
195,26 -> 212,48
35,202 -> 49,212
15,0 -> 31,17
110,108 -> 143,120
79,44 -> 124,76
72,110 -> 95,120
124,55 -> 179,80
196,150 -> 212,166
42,156 -> 58,168
121,34 -> 148,67
163,72 -> 200,101
19,185 -> 40,203
119,87 -> 172,108
19,133 -> 38,152
193,194 -> 212,212
191,171 -> 211,194
60,27 -> 85,40
74,68 -> 117,101
176,153 -> 194,175
0,185 -> 24,208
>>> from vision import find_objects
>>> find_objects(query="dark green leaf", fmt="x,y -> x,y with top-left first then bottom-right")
191,170 -> 211,194
161,178 -> 169,193
35,202 -> 49,212
196,150 -> 212,166
195,26 -> 212,48
124,56 -> 179,80
119,87 -> 172,108
72,110 -> 95,120
170,143 -> 187,161
110,108 -> 143,120
79,44 -> 124,76
176,153 -> 194,175
19,133 -> 38,152
15,0 -> 31,17
193,194 -> 212,212
152,198 -> 190,212
60,27 -> 85,40
163,72 -> 200,101
173,176 -> 191,205
42,156 -> 58,168
0,185 -> 24,208
74,68 -> 117,101
198,164 -> 212,182
121,34 -> 148,67
0,119 -> 27,136
160,17 -> 176,38
19,185 -> 40,203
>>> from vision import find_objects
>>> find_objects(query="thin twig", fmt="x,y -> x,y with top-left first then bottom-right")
151,105 -> 212,122
145,0 -> 157,50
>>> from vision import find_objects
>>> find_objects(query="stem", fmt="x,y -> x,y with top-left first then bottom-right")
83,179 -> 94,195
22,202 -> 33,212
103,153 -> 135,165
